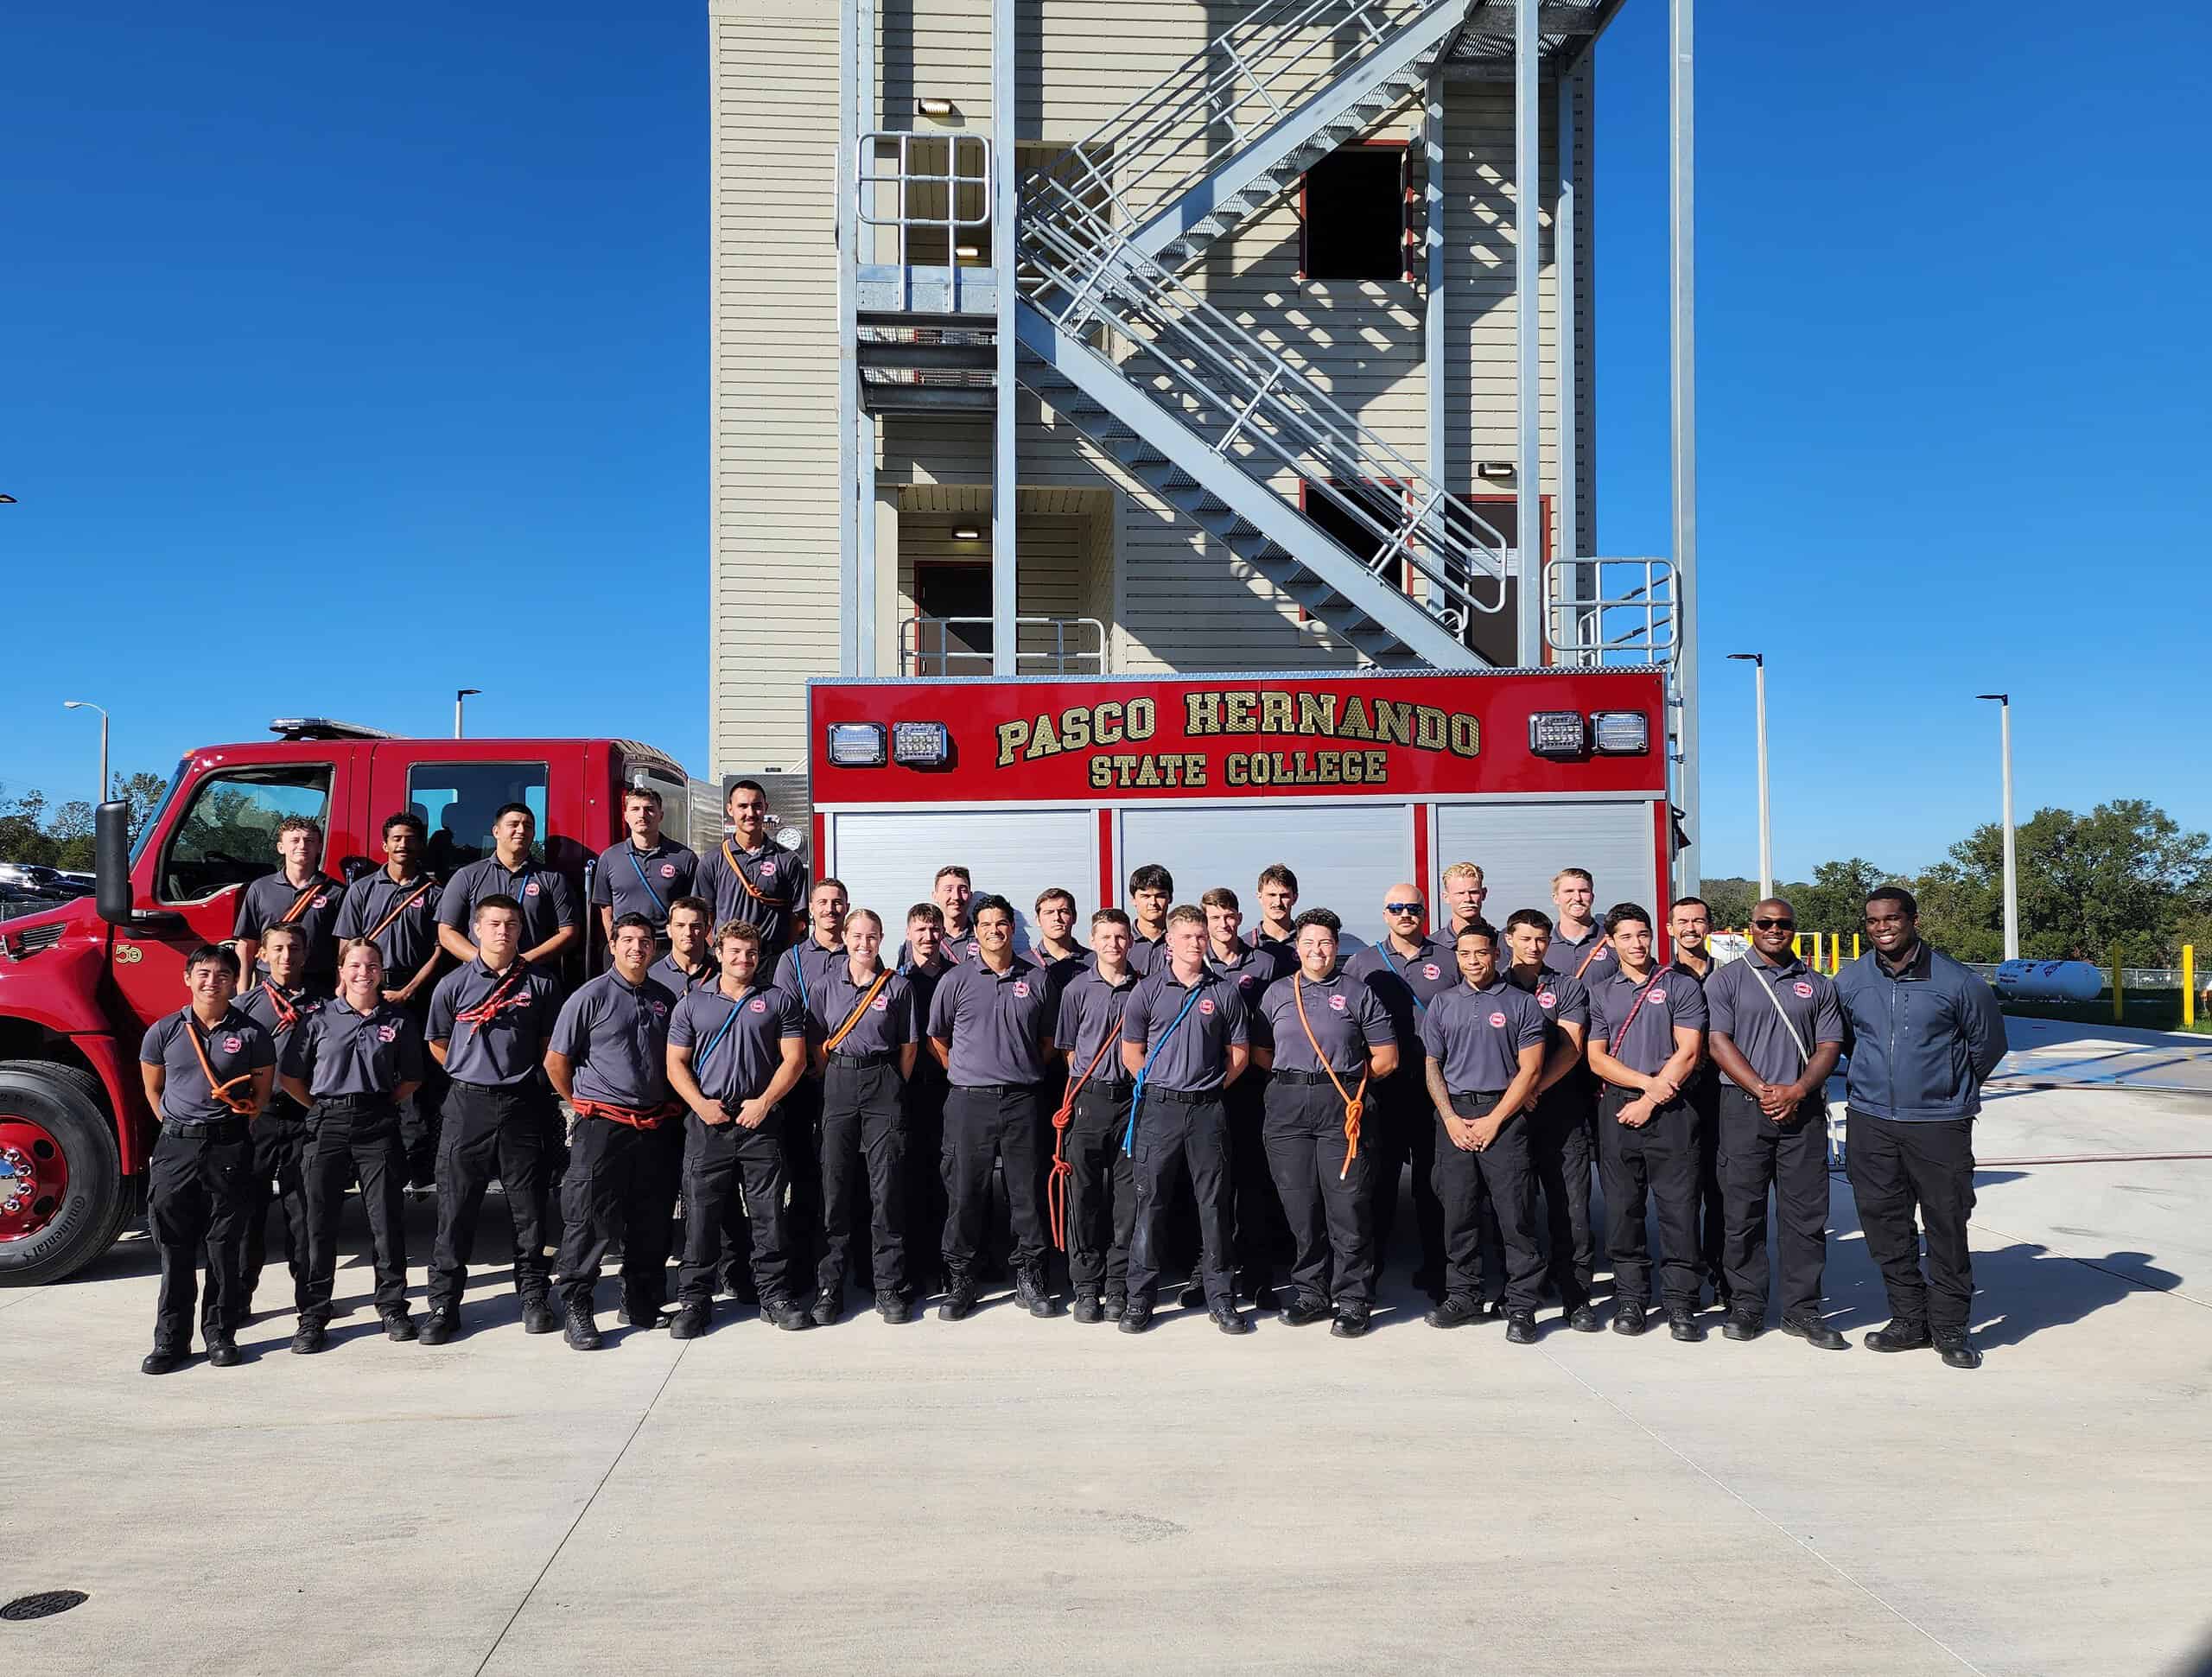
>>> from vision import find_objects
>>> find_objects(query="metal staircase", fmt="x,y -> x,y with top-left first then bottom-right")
1010,0 -> 1508,669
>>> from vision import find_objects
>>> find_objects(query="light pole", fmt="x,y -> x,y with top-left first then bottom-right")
1725,653 -> 1770,902
1976,693 -> 2018,960
62,701 -> 108,806
454,689 -> 481,740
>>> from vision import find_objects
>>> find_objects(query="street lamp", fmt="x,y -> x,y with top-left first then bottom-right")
1725,653 -> 1770,901
1975,693 -> 2018,961
454,689 -> 481,740
62,701 -> 108,806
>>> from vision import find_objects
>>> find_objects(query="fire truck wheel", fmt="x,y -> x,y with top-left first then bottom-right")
0,1063 -> 129,1287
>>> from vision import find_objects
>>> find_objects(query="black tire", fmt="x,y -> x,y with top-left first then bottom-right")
0,1061 -> 130,1286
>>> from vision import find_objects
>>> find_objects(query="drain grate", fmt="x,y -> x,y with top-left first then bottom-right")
1,1591 -> 87,1621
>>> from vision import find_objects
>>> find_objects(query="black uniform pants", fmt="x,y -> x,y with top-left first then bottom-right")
677,1111 -> 794,1307
903,1066 -> 950,1291
1063,1081 -> 1135,1293
240,1105 -> 309,1318
149,1124 -> 252,1351
1432,1091 -> 1545,1312
556,1115 -> 672,1311
1226,1070 -> 1288,1291
1846,1112 -> 1975,1331
396,994 -> 442,1187
1717,1085 -> 1831,1319
942,1084 -> 1048,1280
302,1097 -> 410,1324
1371,1067 -> 1445,1283
780,1073 -> 825,1282
818,1058 -> 908,1296
1127,1089 -> 1234,1310
429,1081 -> 550,1316
1688,1071 -> 1727,1295
1529,1087 -> 1596,1310
1261,1077 -> 1374,1307
632,1112 -> 686,1309
1597,1087 -> 1705,1309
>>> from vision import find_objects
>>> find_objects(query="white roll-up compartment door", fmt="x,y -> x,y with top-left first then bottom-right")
1433,800 -> 1660,931
1118,802 -> 1414,948
824,809 -> 1098,949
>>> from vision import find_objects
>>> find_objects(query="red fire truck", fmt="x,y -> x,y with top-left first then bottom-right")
808,668 -> 1675,955
0,722 -> 688,1286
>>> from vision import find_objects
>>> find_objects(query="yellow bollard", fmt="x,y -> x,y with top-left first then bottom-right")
1853,932 -> 1861,961
2185,945 -> 2196,1029
2112,944 -> 2125,1023
1831,936 -> 1841,975
1791,933 -> 1802,960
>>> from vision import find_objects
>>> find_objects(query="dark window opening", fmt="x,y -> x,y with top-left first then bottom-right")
1301,145 -> 1408,283
1306,477 -> 1410,583
406,762 -> 550,878
914,562 -> 994,670
160,767 -> 331,905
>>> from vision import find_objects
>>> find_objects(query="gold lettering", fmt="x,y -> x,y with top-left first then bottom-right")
1223,692 -> 1256,734
1414,706 -> 1447,751
1297,691 -> 1337,735
1095,702 -> 1124,746
995,720 -> 1030,767
1090,758 -> 1112,790
1134,755 -> 1163,789
1126,697 -> 1156,740
1225,753 -> 1249,787
1031,711 -> 1061,758
1338,696 -> 1374,740
1182,754 -> 1209,788
1185,691 -> 1222,736
1365,750 -> 1388,781
1059,707 -> 1092,751
1449,714 -> 1480,758
1372,701 -> 1413,747
1260,690 -> 1294,735
1109,753 -> 1139,785
1318,749 -> 1342,783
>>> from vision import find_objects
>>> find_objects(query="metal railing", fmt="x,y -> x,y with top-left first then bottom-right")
900,616 -> 1108,677
1020,0 -> 1438,240
1544,556 -> 1678,665
1019,173 -> 1507,638
858,131 -> 991,268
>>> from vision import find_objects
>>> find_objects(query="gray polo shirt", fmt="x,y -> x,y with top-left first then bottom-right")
1259,969 -> 1392,1075
550,969 -> 677,1108
140,1007 -> 276,1125
427,959 -> 563,1087
589,838 -> 699,931
925,954 -> 1058,1088
333,869 -> 444,981
1345,934 -> 1459,1051
1707,953 -> 1844,1090
1126,931 -> 1167,977
1590,967 -> 1708,1079
1055,964 -> 1140,1084
1508,966 -> 1590,1054
694,841 -> 806,952
651,951 -> 721,1000
238,980 -> 322,1047
668,983 -> 804,1104
810,963 -> 915,1058
1206,943 -> 1281,1015
1122,966 -> 1249,1095
1249,929 -> 1296,969
1541,924 -> 1616,983
233,871 -> 346,988
1421,979 -> 1548,1094
282,998 -> 425,1100
772,935 -> 848,1019
437,856 -> 578,950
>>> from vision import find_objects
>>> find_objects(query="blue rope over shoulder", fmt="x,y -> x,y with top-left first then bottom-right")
1124,981 -> 1205,1153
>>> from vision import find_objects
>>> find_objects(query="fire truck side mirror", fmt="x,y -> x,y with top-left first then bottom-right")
94,801 -> 135,927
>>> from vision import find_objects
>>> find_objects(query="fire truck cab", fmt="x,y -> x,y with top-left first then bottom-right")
0,721 -> 688,1286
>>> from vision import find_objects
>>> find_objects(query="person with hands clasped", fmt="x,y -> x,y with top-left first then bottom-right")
1586,903 -> 1709,1342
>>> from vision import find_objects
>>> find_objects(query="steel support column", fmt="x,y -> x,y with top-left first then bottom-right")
1514,0 -> 1542,668
1669,0 -> 1700,890
1555,59 -> 1577,641
836,0 -> 862,677
1424,70 -> 1446,491
990,0 -> 1018,675
854,0 -> 877,677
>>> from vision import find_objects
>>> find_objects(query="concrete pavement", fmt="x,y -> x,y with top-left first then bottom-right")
3,1070 -> 2209,1675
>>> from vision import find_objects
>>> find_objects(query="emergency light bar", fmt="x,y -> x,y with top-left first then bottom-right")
892,721 -> 950,766
1528,711 -> 1587,758
825,722 -> 887,766
1591,711 -> 1649,755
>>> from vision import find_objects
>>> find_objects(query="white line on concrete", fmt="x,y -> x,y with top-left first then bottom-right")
1536,1345 -> 1994,1676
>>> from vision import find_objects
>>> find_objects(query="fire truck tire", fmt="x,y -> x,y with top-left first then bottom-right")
0,1062 -> 130,1287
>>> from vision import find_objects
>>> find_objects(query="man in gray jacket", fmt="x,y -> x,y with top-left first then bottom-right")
1834,886 -> 2008,1369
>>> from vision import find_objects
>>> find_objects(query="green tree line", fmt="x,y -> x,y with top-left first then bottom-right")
0,772 -> 170,872
1702,800 -> 2212,966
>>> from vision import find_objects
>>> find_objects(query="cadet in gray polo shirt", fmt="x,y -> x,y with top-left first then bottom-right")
1255,909 -> 1396,1337
435,802 -> 580,969
1417,923 -> 1548,1339
334,810 -> 448,1187
1205,886 -> 1288,1312
1706,897 -> 1847,1349
1587,902 -> 1710,1341
1124,863 -> 1174,977
925,895 -> 1061,1321
1501,910 -> 1601,1333
590,786 -> 698,942
423,893 -> 565,1344
280,941 -> 425,1351
546,912 -> 683,1349
232,814 -> 346,994
693,778 -> 807,956
1052,908 -> 1141,1323
1118,904 -> 1251,1335
769,877 -> 849,1292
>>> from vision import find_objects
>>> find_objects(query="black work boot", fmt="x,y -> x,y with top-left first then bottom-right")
1281,1293 -> 1332,1328
290,1321 -> 328,1355
1503,1309 -> 1540,1344
564,1303 -> 603,1350
1864,1318 -> 1931,1354
811,1286 -> 842,1328
1014,1267 -> 1056,1318
1612,1300 -> 1650,1336
1722,1308 -> 1765,1342
1667,1304 -> 1706,1343
938,1274 -> 979,1322
1933,1326 -> 1984,1369
1425,1294 -> 1483,1330
1565,1302 -> 1602,1333
622,1288 -> 663,1331
1210,1303 -> 1252,1336
1118,1298 -> 1155,1334
1103,1287 -> 1128,1320
1781,1312 -> 1848,1350
1071,1287 -> 1103,1324
206,1337 -> 243,1369
417,1309 -> 458,1346
142,1347 -> 186,1375
668,1302 -> 709,1341
521,1296 -> 561,1335
1330,1304 -> 1371,1338
383,1310 -> 418,1343
877,1289 -> 911,1324
762,1296 -> 813,1331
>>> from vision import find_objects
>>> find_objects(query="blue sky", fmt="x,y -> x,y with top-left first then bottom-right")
2,1 -> 2204,880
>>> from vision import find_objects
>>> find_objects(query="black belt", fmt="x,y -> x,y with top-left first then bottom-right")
452,1079 -> 534,1096
828,1050 -> 896,1067
1078,1079 -> 1133,1098
954,1082 -> 1038,1096
1268,1068 -> 1354,1086
1447,1089 -> 1508,1102
1145,1086 -> 1220,1105
160,1117 -> 249,1142
313,1093 -> 399,1111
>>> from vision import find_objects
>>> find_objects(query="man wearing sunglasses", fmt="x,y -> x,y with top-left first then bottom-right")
1705,899 -> 1847,1350
1834,886 -> 2006,1369
1345,886 -> 1458,1300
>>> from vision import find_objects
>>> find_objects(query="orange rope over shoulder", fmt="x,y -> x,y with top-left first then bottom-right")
184,1018 -> 260,1117
1048,1013 -> 1125,1251
822,969 -> 893,1054
364,876 -> 438,944
1293,973 -> 1369,1180
569,1096 -> 682,1131
257,981 -> 300,1035
721,840 -> 778,905
276,877 -> 329,927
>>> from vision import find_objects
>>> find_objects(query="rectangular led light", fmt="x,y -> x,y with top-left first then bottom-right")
892,721 -> 950,766
1528,710 -> 1587,759
825,722 -> 887,767
1591,711 -> 1649,754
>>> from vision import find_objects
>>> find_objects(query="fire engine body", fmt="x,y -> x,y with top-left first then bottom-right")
809,670 -> 1674,948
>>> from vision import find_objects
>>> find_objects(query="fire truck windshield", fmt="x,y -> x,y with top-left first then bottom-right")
128,761 -> 185,868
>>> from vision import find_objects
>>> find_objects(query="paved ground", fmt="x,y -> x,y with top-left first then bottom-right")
4,1020 -> 2210,1675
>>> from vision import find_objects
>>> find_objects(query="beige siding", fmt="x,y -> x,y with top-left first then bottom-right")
711,0 -> 840,777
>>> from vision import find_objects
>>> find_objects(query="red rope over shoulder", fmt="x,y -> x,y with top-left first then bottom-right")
276,878 -> 327,927
569,1096 -> 682,1131
184,1020 -> 259,1117
257,981 -> 300,1035
1048,1013 -> 1124,1252
454,962 -> 534,1026
1292,973 -> 1369,1179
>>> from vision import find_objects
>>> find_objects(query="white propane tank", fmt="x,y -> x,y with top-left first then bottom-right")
1994,959 -> 2103,1002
